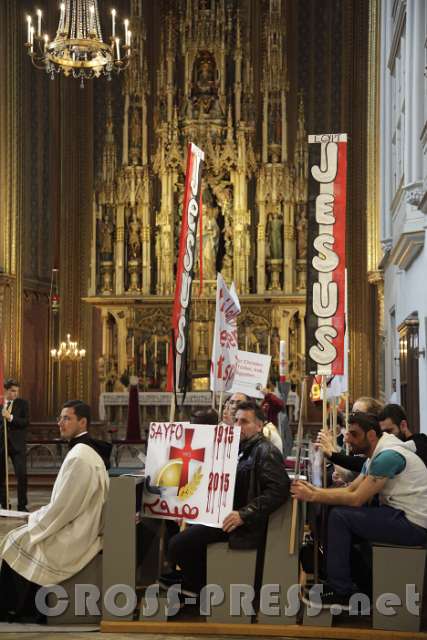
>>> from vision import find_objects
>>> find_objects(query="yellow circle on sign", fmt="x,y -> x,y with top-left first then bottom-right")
156,460 -> 182,487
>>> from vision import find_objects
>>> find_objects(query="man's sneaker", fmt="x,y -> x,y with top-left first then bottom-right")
302,585 -> 352,611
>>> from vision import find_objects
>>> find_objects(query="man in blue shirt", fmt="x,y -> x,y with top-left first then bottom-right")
292,412 -> 427,610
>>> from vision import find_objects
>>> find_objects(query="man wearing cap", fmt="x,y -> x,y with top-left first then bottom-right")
292,411 -> 427,610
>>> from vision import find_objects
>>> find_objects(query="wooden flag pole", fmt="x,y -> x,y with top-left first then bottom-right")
289,377 -> 306,555
321,375 -> 328,488
332,396 -> 338,449
218,391 -> 224,420
3,415 -> 10,509
169,392 -> 176,423
345,391 -> 350,454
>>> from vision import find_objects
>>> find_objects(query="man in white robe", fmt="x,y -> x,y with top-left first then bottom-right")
0,400 -> 110,622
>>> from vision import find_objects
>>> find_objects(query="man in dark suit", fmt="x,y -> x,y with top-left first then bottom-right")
0,378 -> 29,511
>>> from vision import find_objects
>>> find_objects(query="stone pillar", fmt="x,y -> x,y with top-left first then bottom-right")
262,94 -> 268,164
283,203 -> 294,294
123,93 -> 130,165
115,205 -> 125,295
256,204 -> 266,293
281,90 -> 287,163
111,310 -> 129,379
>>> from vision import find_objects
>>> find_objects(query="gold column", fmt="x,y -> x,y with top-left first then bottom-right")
343,0 -> 376,400
0,2 -> 24,379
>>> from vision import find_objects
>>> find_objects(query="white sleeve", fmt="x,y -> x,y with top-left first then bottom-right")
27,456 -> 97,545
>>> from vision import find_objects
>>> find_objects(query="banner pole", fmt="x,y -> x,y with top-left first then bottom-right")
321,376 -> 328,488
289,376 -> 306,555
218,391 -> 224,419
345,391 -> 350,454
169,393 -> 176,423
3,416 -> 9,510
332,396 -> 338,449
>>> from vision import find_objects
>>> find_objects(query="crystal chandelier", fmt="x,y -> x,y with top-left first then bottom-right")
25,0 -> 131,85
51,334 -> 86,361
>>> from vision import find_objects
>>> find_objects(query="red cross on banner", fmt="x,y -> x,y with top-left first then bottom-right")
169,428 -> 205,489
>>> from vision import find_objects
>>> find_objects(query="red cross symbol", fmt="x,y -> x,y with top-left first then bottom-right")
169,428 -> 205,489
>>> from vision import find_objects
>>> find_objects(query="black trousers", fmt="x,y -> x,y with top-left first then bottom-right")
0,561 -> 44,622
168,525 -> 229,593
0,441 -> 28,509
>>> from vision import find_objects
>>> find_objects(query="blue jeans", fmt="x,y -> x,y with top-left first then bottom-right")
327,505 -> 427,594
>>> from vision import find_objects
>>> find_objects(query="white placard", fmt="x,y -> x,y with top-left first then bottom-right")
142,422 -> 240,527
229,350 -> 272,399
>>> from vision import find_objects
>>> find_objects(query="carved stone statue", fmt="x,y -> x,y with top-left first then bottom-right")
99,212 -> 114,258
196,186 -> 219,280
203,210 -> 219,279
192,52 -> 220,115
128,212 -> 141,259
267,211 -> 283,260
234,222 -> 249,293
296,208 -> 307,259
129,107 -> 141,164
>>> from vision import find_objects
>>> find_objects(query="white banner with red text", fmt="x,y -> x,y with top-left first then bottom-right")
142,422 -> 240,527
210,274 -> 241,392
306,133 -> 347,376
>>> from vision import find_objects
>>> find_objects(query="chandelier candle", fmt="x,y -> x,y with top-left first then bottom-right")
26,15 -> 31,43
36,9 -> 41,36
111,9 -> 116,37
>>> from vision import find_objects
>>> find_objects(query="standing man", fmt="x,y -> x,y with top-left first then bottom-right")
0,378 -> 29,511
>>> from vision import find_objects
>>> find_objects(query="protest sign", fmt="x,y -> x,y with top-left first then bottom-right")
142,422 -> 240,527
229,350 -> 272,399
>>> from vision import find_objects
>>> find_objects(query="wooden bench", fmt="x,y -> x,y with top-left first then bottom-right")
372,542 -> 427,632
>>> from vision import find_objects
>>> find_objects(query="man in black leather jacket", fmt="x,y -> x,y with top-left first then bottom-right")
163,401 -> 290,595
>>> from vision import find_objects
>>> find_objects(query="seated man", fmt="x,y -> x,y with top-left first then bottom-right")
161,401 -> 290,595
292,411 -> 427,609
0,400 -> 110,622
316,396 -> 384,475
379,403 -> 427,467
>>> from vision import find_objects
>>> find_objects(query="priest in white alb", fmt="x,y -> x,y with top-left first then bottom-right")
0,400 -> 110,623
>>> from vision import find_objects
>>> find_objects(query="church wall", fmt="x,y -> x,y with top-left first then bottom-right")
380,0 -> 427,432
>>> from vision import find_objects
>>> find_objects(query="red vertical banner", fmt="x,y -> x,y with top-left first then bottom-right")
167,143 -> 205,393
306,134 -> 347,376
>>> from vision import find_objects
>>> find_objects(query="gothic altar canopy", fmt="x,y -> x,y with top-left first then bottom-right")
87,0 -> 308,392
